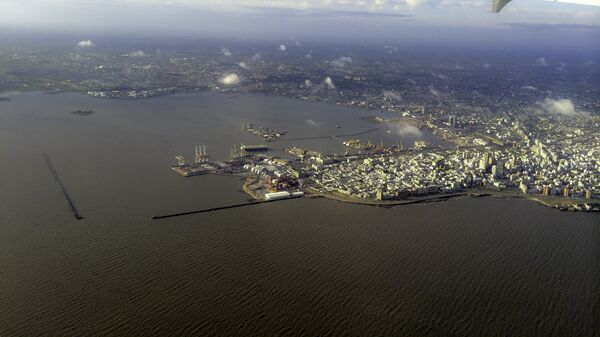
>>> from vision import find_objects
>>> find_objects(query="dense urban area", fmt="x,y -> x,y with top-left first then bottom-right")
1,38 -> 599,211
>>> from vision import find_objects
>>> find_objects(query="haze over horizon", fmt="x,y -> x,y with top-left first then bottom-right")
1,0 -> 599,44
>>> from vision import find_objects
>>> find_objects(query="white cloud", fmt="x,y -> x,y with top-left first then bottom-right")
221,47 -> 232,57
306,119 -> 322,127
428,85 -> 441,97
304,79 -> 312,87
279,44 -> 287,51
384,45 -> 398,53
127,50 -> 146,57
395,124 -> 423,137
331,56 -> 353,68
238,62 -> 250,70
220,73 -> 241,86
521,85 -> 538,91
483,63 -> 491,69
77,40 -> 94,47
535,57 -> 547,66
251,53 -> 261,61
323,76 -> 335,89
541,98 -> 578,116
383,90 -> 402,101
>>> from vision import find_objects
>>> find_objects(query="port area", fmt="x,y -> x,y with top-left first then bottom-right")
242,122 -> 287,142
172,116 -> 600,212
171,163 -> 219,177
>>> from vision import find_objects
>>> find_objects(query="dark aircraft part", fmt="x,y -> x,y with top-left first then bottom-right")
493,0 -> 513,12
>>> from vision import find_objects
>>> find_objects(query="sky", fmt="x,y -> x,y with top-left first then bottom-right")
0,0 -> 599,42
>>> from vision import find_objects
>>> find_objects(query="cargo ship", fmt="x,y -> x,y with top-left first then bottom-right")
241,144 -> 269,152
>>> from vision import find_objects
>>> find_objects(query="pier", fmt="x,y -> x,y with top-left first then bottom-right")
277,127 -> 380,142
42,152 -> 83,220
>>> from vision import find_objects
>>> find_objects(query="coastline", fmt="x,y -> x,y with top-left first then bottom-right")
6,90 -> 598,214
313,189 -> 600,213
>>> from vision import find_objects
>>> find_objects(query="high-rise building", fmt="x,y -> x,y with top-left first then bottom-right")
479,153 -> 490,171
448,115 -> 457,128
496,160 -> 504,176
543,186 -> 552,196
479,158 -> 487,171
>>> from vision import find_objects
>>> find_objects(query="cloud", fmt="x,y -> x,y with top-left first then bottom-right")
219,73 -> 241,86
557,62 -> 567,72
384,45 -> 398,53
77,40 -> 94,47
251,53 -> 261,61
127,50 -> 146,57
238,62 -> 250,70
306,119 -> 322,127
535,57 -> 547,66
383,90 -> 402,101
541,98 -> 578,116
241,6 -> 411,18
221,47 -> 232,57
331,56 -> 353,68
521,85 -> 538,91
428,85 -> 441,97
395,124 -> 423,137
279,44 -> 287,51
304,79 -> 312,87
483,63 -> 491,69
323,77 -> 335,89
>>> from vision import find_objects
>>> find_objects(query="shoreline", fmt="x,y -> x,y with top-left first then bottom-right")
239,178 -> 599,213
308,189 -> 599,213
6,90 -> 599,214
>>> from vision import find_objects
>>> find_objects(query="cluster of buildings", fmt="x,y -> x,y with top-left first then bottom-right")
293,141 -> 598,204
255,103 -> 599,209
87,88 -> 177,99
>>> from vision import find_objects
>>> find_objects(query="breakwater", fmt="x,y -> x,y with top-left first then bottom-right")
42,152 -> 83,220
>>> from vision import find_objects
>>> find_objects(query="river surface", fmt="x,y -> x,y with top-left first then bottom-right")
0,92 -> 598,336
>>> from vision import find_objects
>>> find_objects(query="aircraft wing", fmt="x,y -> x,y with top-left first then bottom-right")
493,0 -> 513,12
